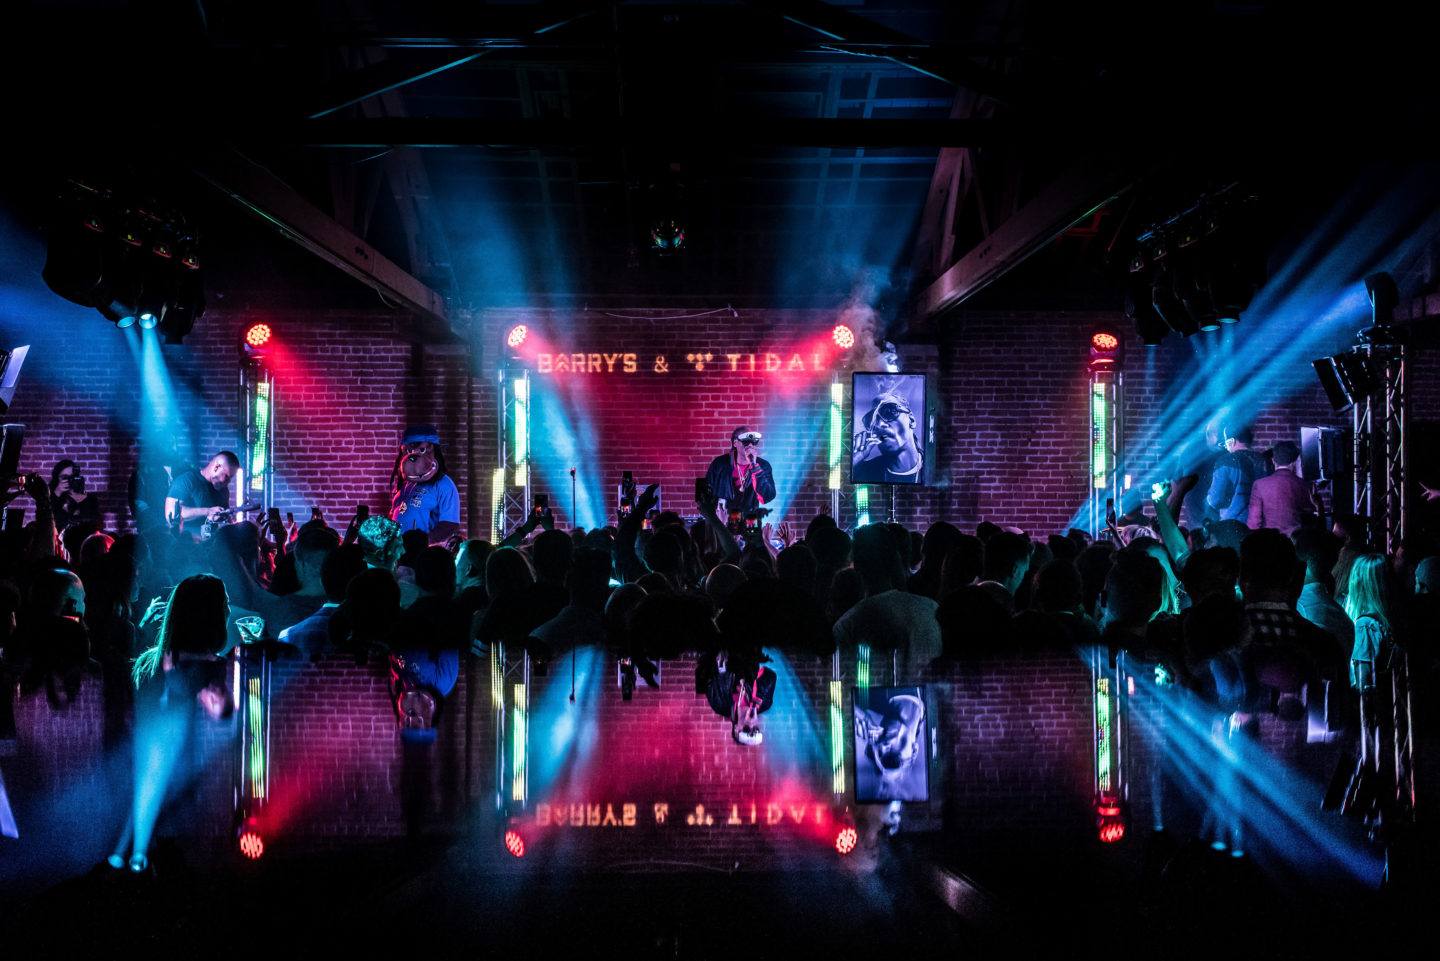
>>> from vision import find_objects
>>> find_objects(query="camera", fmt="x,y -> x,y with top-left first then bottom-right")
70,471 -> 86,494
532,493 -> 550,517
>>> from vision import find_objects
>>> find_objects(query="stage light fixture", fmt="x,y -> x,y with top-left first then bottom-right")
237,819 -> 265,860
138,311 -> 158,330
649,219 -> 686,254
834,824 -> 858,855
506,324 -> 528,349
832,324 -> 855,350
1089,327 -> 1121,370
1152,272 -> 1199,337
1124,282 -> 1168,347
504,828 -> 526,858
1095,797 -> 1127,844
111,310 -> 137,329
1365,271 -> 1397,326
244,323 -> 273,349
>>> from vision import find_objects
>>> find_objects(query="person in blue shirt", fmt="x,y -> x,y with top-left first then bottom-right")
388,425 -> 460,544
1206,423 -> 1270,522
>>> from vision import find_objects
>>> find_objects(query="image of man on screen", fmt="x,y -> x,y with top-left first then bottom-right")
853,390 -> 923,484
854,687 -> 927,802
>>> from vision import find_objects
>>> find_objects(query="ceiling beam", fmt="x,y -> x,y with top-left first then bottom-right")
743,0 -> 1016,103
915,157 -> 1138,322
196,152 -> 456,340
253,116 -> 1005,148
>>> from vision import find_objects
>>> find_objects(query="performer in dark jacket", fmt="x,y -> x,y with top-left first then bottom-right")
704,426 -> 776,519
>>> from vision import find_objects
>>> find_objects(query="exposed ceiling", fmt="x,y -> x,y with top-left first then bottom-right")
4,1 -> 1437,335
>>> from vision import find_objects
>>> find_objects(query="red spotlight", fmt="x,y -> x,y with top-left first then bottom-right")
832,324 -> 855,350
1088,327 -> 1121,369
244,323 -> 273,349
238,828 -> 265,860
834,825 -> 858,856
1095,795 -> 1127,844
506,325 -> 528,349
503,829 -> 526,858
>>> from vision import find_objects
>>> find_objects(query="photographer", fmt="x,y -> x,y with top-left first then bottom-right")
50,459 -> 101,533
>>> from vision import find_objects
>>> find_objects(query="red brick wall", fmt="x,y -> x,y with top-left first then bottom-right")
6,304 -> 1437,538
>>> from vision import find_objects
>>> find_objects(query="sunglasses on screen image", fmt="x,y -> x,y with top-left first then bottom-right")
872,402 -> 911,423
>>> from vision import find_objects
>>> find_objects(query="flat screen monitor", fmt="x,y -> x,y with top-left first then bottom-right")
850,372 -> 929,486
854,685 -> 930,803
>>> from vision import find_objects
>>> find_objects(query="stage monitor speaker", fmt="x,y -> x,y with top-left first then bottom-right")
1300,426 -> 1346,481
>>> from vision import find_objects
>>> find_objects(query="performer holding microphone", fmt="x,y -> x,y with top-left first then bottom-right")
705,426 -> 776,523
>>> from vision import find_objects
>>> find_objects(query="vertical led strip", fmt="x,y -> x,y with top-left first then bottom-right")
250,379 -> 270,494
828,379 -> 843,490
857,644 -> 871,694
1095,676 -> 1113,795
247,676 -> 266,800
490,467 -> 506,545
512,376 -> 529,489
829,680 -> 846,796
1091,379 -> 1108,489
855,485 -> 870,528
511,682 -> 527,804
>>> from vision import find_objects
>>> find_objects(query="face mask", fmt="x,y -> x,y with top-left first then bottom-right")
401,444 -> 439,483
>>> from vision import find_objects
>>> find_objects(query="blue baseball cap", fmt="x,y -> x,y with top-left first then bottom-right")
403,424 -> 440,445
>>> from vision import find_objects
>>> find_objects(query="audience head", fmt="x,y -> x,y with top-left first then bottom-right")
1032,559 -> 1083,614
1099,550 -> 1163,633
340,568 -> 402,648
1223,423 -> 1255,450
1272,440 -> 1300,467
455,539 -> 494,588
642,528 -> 685,578
158,573 -> 230,658
975,521 -> 1001,544
533,529 -> 575,584
808,526 -> 851,570
704,564 -> 747,612
295,524 -> 341,591
1205,519 -> 1250,553
31,567 -> 86,619
1417,556 -> 1439,595
1240,528 -> 1303,604
413,546 -> 457,598
1344,552 -> 1397,630
805,514 -> 838,541
852,524 -> 906,596
1181,547 -> 1239,605
357,516 -> 404,571
939,534 -> 985,597
78,531 -> 113,568
919,522 -> 963,576
485,546 -> 534,600
1292,528 -> 1342,586
399,529 -> 428,562
983,532 -> 1032,595
320,544 -> 366,603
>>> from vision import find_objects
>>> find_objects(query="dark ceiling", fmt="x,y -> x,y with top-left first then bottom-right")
4,1 -> 1437,328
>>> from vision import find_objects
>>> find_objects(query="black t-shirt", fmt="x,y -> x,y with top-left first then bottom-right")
51,492 -> 101,533
166,469 -> 226,530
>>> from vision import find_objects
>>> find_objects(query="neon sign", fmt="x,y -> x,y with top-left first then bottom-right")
534,351 -> 835,376
532,801 -> 832,829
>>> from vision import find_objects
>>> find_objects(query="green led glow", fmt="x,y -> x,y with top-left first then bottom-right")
829,381 -> 843,490
247,676 -> 265,800
490,643 -> 503,713
490,467 -> 505,546
829,680 -> 846,795
511,682 -> 527,803
250,381 -> 270,492
857,644 -> 871,694
1091,381 -> 1107,488
856,485 -> 870,527
513,378 -> 529,489
1096,676 -> 1112,794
